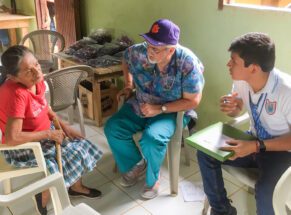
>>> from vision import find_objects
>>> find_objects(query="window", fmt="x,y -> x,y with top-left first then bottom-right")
218,0 -> 291,10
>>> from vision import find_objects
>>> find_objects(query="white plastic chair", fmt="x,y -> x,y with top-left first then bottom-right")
0,135 -> 48,214
0,173 -> 101,215
117,96 -> 192,196
0,141 -> 47,195
221,113 -> 291,215
44,65 -> 94,136
222,112 -> 259,193
20,30 -> 65,74
273,166 -> 291,215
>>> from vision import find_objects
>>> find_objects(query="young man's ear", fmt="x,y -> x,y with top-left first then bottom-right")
250,64 -> 260,74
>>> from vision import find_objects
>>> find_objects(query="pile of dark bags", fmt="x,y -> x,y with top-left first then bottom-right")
87,55 -> 121,67
65,29 -> 134,67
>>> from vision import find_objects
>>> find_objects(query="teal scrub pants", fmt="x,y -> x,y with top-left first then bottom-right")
104,103 -> 189,187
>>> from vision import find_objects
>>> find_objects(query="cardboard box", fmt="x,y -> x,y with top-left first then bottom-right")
79,83 -> 94,120
79,80 -> 119,120
101,86 -> 119,117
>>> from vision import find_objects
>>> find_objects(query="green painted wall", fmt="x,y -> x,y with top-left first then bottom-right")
3,0 -> 36,16
3,0 -> 37,38
16,0 -> 37,31
79,0 -> 291,129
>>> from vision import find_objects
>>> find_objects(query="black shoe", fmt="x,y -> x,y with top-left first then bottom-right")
68,187 -> 102,199
211,205 -> 237,215
35,193 -> 47,215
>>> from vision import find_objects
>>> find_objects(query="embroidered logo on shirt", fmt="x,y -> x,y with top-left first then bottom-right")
265,99 -> 276,115
31,98 -> 47,117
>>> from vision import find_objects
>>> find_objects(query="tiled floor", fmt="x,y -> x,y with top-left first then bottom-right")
0,119 -> 256,215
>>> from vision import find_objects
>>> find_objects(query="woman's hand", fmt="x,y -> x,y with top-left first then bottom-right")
49,130 -> 65,144
61,124 -> 84,140
220,139 -> 257,160
140,103 -> 161,117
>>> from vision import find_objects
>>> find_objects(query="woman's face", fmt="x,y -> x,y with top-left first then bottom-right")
11,52 -> 43,88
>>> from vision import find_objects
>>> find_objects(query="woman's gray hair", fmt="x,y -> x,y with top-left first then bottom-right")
0,45 -> 32,85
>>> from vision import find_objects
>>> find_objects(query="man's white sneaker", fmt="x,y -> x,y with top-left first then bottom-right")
120,159 -> 146,187
140,179 -> 160,199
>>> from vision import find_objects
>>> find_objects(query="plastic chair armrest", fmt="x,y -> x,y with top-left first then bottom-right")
226,112 -> 250,128
0,142 -> 47,177
0,173 -> 70,211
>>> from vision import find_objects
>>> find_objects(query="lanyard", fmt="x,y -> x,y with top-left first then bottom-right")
248,91 -> 267,125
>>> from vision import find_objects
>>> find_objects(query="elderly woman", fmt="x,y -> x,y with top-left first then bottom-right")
0,45 -> 103,215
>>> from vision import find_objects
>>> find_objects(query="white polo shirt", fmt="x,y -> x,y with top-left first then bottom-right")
233,68 -> 291,137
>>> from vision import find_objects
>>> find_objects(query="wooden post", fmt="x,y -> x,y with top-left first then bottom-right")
218,0 -> 224,10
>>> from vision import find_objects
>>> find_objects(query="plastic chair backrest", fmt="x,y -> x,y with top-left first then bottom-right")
223,112 -> 259,191
20,30 -> 65,74
44,65 -> 92,112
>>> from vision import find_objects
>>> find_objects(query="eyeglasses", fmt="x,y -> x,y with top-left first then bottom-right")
145,42 -> 168,55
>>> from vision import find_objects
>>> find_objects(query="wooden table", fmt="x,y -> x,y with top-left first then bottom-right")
53,52 -> 123,127
0,13 -> 35,45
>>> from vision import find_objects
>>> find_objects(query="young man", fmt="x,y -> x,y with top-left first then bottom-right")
198,32 -> 291,215
104,19 -> 204,199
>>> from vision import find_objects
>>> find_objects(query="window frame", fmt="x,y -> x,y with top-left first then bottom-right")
218,0 -> 291,12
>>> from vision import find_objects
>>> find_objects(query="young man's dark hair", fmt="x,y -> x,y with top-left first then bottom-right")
228,32 -> 275,73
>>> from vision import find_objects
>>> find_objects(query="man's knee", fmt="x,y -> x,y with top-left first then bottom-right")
197,150 -> 219,167
104,119 -> 111,137
142,129 -> 170,148
197,150 -> 207,162
104,116 -> 118,138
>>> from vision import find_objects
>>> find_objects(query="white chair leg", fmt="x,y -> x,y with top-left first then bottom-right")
113,162 -> 118,173
167,111 -> 184,196
77,98 -> 86,136
247,186 -> 255,194
183,128 -> 191,166
168,139 -> 181,196
202,198 -> 210,215
184,143 -> 191,166
3,179 -> 11,194
67,106 -> 74,125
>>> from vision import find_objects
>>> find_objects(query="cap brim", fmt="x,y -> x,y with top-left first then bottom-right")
140,33 -> 167,46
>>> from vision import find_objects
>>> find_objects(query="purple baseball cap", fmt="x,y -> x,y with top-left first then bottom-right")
140,19 -> 180,46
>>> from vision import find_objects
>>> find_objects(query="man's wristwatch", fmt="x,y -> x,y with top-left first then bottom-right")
257,139 -> 266,153
161,105 -> 167,113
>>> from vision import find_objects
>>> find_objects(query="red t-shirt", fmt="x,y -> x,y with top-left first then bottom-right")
0,79 -> 51,143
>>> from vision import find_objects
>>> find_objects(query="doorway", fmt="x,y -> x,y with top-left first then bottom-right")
34,0 -> 81,48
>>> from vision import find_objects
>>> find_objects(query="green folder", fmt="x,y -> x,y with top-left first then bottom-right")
186,122 -> 255,162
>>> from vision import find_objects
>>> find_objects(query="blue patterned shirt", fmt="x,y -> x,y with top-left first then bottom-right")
124,42 -> 205,117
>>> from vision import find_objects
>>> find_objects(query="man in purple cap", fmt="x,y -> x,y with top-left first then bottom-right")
104,19 -> 204,199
